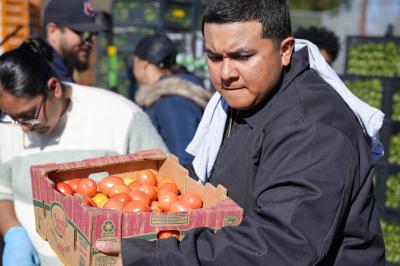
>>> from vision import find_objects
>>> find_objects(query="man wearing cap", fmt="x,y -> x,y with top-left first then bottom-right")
42,0 -> 106,82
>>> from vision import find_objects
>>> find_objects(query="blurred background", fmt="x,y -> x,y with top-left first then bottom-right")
0,0 -> 399,265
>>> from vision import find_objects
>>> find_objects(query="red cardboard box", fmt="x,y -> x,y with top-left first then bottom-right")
30,149 -> 243,265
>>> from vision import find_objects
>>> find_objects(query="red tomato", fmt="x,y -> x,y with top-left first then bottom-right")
76,194 -> 96,207
76,178 -> 97,197
136,169 -> 157,186
129,190 -> 151,207
158,183 -> 179,197
55,182 -> 74,196
138,184 -> 158,201
157,177 -> 175,188
65,178 -> 81,192
99,176 -> 124,196
110,192 -> 132,205
169,200 -> 191,212
122,200 -> 150,213
103,199 -> 124,211
157,230 -> 180,240
108,184 -> 131,197
158,191 -> 179,212
179,192 -> 203,209
150,201 -> 162,213
128,181 -> 142,191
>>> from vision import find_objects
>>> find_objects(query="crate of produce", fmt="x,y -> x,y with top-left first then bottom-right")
380,121 -> 400,165
112,0 -> 161,28
30,149 -> 243,266
345,36 -> 400,78
380,218 -> 400,265
163,0 -> 197,31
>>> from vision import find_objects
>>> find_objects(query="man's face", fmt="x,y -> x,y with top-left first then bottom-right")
0,88 -> 63,134
204,21 -> 293,110
58,27 -> 94,71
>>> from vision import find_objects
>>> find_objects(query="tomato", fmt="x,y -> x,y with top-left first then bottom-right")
179,192 -> 203,209
99,176 -> 124,196
55,182 -> 74,196
128,181 -> 142,191
138,184 -> 158,201
157,177 -> 175,188
108,184 -> 131,197
123,176 -> 135,186
122,200 -> 150,213
92,193 -> 109,208
158,183 -> 179,197
65,178 -> 81,192
136,169 -> 157,186
169,200 -> 191,212
76,178 -> 97,197
129,190 -> 152,207
110,192 -> 132,205
157,230 -> 180,240
103,198 -> 124,211
150,201 -> 162,212
76,194 -> 96,207
158,191 -> 179,212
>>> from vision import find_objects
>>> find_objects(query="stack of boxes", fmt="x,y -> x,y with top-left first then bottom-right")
0,0 -> 41,54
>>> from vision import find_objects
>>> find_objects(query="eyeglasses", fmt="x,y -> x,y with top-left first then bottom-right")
0,94 -> 47,127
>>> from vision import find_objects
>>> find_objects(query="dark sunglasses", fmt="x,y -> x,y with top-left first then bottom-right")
69,28 -> 97,43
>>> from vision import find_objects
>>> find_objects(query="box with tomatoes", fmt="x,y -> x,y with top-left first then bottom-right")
30,149 -> 243,266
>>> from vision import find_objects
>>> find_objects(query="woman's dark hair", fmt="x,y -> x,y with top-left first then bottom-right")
133,32 -> 177,69
0,38 -> 58,98
294,26 -> 340,63
202,0 -> 292,47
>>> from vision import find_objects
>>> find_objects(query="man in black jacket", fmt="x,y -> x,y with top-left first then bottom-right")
96,1 -> 385,265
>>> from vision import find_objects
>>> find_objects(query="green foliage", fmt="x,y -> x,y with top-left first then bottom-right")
381,220 -> 400,264
389,135 -> 400,165
343,78 -> 382,109
288,0 -> 341,11
392,90 -> 400,120
347,41 -> 400,77
385,173 -> 400,209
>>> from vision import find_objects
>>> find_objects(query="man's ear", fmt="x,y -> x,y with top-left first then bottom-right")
280,37 -> 295,66
47,77 -> 63,98
46,23 -> 60,44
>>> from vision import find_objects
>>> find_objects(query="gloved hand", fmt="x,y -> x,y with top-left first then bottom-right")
3,226 -> 40,266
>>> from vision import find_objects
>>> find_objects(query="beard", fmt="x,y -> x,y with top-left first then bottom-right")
61,47 -> 90,72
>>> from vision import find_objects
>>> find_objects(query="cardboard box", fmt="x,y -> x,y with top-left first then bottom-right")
31,149 -> 243,265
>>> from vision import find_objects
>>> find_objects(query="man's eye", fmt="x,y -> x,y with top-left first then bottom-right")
207,54 -> 222,62
235,54 -> 252,61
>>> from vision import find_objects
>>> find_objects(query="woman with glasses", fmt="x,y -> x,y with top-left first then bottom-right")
0,39 -> 167,266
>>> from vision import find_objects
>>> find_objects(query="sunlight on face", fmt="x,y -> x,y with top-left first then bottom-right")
204,22 -> 289,110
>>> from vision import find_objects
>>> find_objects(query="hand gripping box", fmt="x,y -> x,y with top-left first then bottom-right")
30,149 -> 243,265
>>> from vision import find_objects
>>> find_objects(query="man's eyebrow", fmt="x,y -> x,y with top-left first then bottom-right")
205,47 -> 256,56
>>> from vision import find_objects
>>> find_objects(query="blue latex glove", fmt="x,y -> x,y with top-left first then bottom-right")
3,226 -> 40,266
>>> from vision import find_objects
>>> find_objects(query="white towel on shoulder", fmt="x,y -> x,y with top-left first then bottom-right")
186,39 -> 385,183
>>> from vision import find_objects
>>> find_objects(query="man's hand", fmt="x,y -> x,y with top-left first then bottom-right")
95,240 -> 122,266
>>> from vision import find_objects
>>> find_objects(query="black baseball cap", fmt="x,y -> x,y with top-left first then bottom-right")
133,33 -> 178,69
43,0 -> 106,33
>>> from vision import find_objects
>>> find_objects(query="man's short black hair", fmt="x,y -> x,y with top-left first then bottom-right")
201,0 -> 292,47
294,26 -> 340,62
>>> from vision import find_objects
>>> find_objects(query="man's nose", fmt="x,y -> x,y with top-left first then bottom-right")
220,58 -> 239,82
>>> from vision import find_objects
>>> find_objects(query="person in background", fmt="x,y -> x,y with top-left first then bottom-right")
0,39 -> 167,266
294,26 -> 340,65
41,0 -> 106,82
133,33 -> 211,166
96,0 -> 384,265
